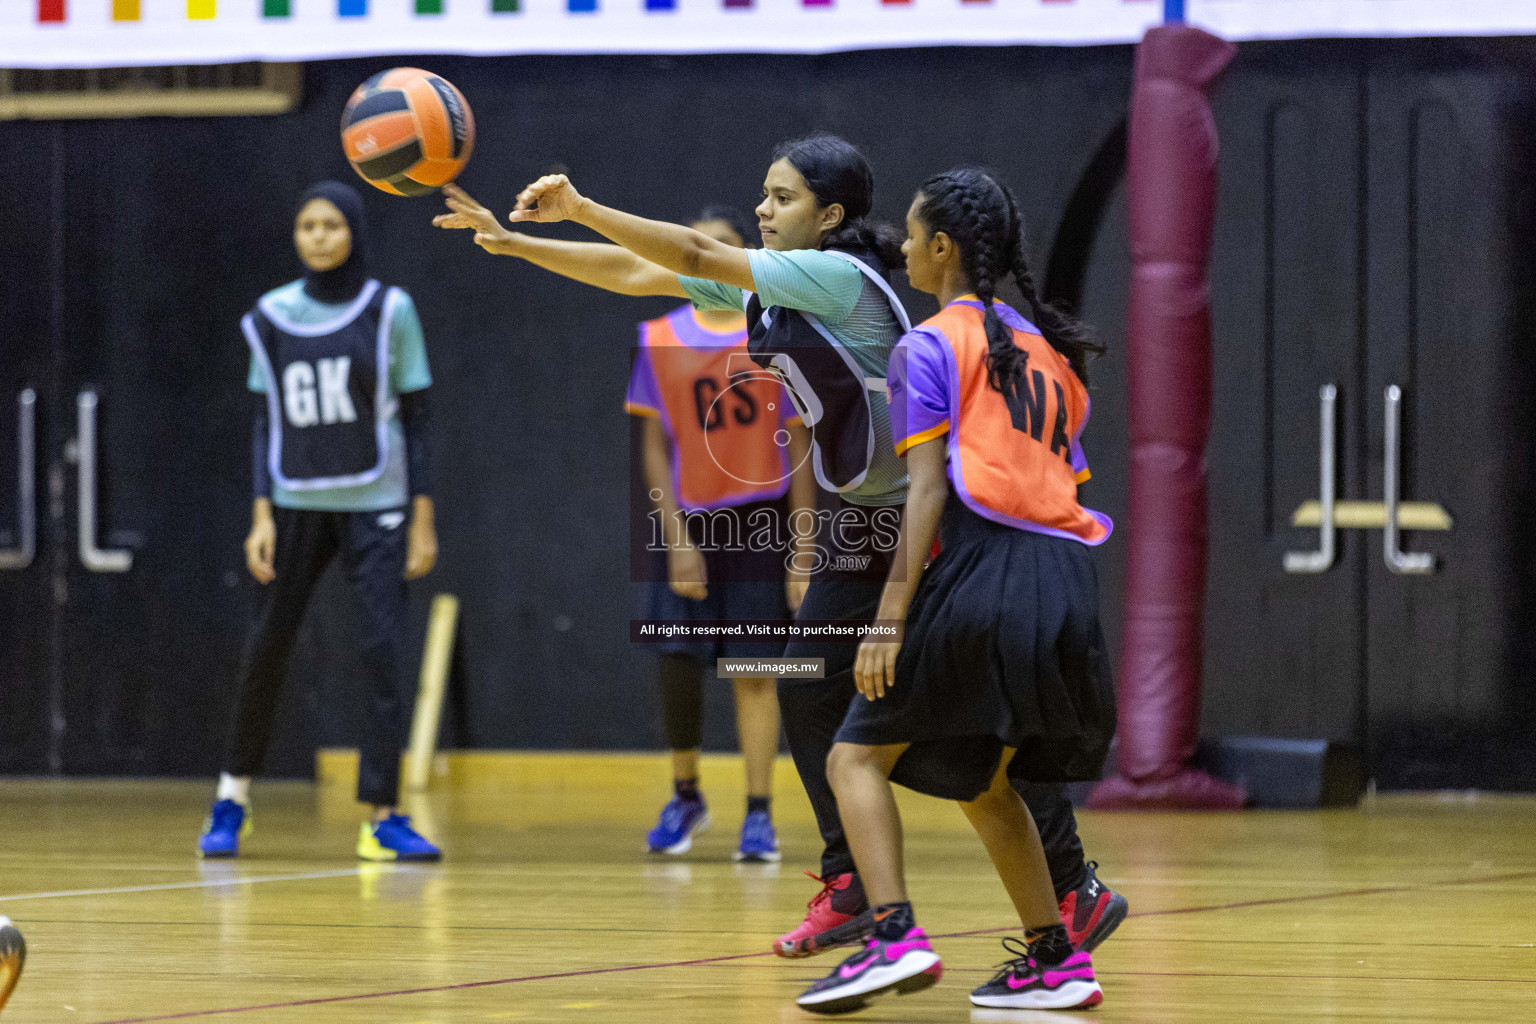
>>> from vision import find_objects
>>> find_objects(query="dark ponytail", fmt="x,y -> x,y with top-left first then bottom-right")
915,168 -> 1103,390
771,133 -> 905,271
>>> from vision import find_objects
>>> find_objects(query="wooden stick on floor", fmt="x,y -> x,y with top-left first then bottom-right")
405,594 -> 460,792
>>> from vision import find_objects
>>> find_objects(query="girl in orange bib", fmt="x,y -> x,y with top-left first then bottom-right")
796,168 -> 1113,1015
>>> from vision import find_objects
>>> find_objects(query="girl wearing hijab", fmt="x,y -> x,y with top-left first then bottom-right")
197,182 -> 442,862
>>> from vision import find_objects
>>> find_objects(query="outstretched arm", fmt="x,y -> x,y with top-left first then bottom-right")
510,175 -> 757,293
434,184 -> 686,298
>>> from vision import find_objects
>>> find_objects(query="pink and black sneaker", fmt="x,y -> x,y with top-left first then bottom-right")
969,937 -> 1103,1010
795,927 -> 943,1014
775,871 -> 874,958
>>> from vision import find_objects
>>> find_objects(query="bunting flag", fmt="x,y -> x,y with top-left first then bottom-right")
6,0 -> 1534,69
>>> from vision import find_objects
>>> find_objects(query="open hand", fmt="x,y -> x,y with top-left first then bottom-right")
433,184 -> 519,255
853,624 -> 904,701
509,174 -> 585,225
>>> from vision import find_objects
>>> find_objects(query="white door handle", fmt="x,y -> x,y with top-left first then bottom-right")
77,390 -> 132,573
1383,385 -> 1433,575
1284,384 -> 1336,573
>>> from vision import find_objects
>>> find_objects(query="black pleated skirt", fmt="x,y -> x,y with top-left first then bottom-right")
834,492 -> 1116,801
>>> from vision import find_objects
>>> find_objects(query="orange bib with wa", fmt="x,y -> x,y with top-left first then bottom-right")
641,309 -> 794,510
928,301 -> 1110,545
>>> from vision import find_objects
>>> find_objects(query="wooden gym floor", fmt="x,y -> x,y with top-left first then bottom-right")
1,754 -> 1534,1023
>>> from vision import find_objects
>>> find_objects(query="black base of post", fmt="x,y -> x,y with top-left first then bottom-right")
1195,737 -> 1362,808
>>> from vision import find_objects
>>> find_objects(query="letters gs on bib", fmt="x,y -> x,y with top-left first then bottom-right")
694,373 -> 764,433
242,282 -> 400,492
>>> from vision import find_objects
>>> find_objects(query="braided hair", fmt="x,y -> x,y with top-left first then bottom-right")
914,168 -> 1103,390
772,133 -> 905,271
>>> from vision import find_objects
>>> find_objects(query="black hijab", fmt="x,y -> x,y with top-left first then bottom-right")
296,181 -> 370,305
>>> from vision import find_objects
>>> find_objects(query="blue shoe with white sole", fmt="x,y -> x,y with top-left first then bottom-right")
734,809 -> 781,862
646,795 -> 710,854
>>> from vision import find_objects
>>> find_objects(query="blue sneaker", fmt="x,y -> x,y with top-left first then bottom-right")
358,814 -> 441,862
646,795 -> 710,855
734,809 -> 781,862
198,799 -> 251,858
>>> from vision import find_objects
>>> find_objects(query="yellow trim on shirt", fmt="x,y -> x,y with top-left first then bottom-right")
625,402 -> 661,419
895,420 -> 951,457
1075,468 -> 1092,484
690,308 -> 748,334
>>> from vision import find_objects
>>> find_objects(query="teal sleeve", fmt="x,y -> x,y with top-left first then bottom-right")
247,354 -> 266,394
390,291 -> 432,394
746,249 -> 863,325
677,274 -> 746,312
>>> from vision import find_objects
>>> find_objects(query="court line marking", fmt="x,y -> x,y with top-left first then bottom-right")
82,867 -> 1536,1023
18,918 -> 1535,951
0,869 -> 370,904
90,951 -> 770,1024
940,867 -> 1536,941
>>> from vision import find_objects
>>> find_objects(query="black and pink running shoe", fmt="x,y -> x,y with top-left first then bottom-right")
969,937 -> 1103,1010
795,926 -> 943,1014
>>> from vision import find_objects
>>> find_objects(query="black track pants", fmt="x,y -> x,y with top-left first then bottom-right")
223,506 -> 409,807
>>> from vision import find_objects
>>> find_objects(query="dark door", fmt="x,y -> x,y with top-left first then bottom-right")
0,121 -> 262,778
1361,61 -> 1536,787
1202,57 -> 1369,746
47,119 -> 259,775
0,121 -> 57,774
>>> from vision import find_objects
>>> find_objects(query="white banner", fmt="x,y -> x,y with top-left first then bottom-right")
3,0 -> 1535,69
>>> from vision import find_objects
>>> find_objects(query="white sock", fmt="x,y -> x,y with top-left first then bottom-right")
217,773 -> 251,806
